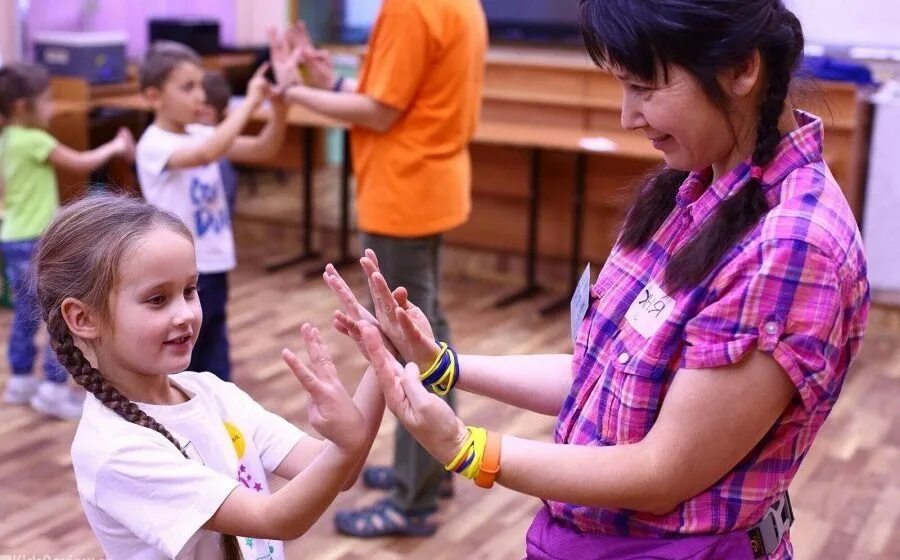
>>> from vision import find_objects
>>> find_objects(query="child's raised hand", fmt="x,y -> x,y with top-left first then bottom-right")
360,249 -> 442,371
115,127 -> 136,161
282,324 -> 365,453
246,62 -> 273,106
361,324 -> 467,466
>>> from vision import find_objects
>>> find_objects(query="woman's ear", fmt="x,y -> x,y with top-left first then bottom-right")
60,297 -> 101,341
727,50 -> 763,98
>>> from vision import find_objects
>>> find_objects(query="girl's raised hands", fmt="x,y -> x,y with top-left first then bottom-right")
281,324 -> 365,453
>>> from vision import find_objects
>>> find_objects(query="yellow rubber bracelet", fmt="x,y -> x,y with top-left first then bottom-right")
444,426 -> 488,480
445,427 -> 474,471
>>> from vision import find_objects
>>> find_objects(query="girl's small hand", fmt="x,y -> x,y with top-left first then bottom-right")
246,62 -> 273,106
282,324 -> 365,453
360,249 -> 441,370
115,127 -> 135,161
361,325 -> 467,465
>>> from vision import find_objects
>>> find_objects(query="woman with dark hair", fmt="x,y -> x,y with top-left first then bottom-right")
323,1 -> 869,558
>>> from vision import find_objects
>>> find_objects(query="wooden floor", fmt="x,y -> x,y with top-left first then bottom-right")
1,173 -> 900,559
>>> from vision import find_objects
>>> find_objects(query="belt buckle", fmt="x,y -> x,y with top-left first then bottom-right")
748,493 -> 794,558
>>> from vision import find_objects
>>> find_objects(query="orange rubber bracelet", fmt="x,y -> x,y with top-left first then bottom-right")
474,431 -> 501,489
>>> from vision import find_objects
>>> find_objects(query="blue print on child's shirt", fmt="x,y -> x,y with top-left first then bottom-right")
190,176 -> 230,237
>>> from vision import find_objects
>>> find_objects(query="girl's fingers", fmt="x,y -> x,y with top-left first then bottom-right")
333,319 -> 350,337
282,348 -> 325,398
252,61 -> 271,80
334,311 -> 363,339
302,324 -> 338,381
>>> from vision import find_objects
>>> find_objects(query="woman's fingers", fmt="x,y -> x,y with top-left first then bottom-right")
362,325 -> 408,409
366,271 -> 400,320
397,361 -> 432,412
323,264 -> 364,320
397,307 -> 430,347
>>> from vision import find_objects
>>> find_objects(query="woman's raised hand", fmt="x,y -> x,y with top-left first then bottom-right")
360,249 -> 442,370
361,324 -> 467,465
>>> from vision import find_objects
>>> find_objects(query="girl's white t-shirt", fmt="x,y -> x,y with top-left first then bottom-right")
71,371 -> 306,560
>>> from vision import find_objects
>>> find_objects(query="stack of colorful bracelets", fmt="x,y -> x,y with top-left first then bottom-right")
419,342 -> 501,488
418,341 -> 459,396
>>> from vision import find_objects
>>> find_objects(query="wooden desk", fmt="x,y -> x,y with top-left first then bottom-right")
201,53 -> 257,72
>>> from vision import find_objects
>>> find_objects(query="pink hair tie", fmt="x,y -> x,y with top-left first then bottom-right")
750,166 -> 764,181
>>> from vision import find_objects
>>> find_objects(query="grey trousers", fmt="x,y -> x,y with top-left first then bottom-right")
359,231 -> 456,513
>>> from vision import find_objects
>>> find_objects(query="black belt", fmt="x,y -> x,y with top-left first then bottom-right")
748,492 -> 794,558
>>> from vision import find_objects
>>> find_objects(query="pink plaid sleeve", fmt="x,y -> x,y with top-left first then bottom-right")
682,238 -> 845,412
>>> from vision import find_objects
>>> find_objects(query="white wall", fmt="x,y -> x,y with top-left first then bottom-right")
786,0 -> 900,52
236,0 -> 287,45
0,0 -> 21,63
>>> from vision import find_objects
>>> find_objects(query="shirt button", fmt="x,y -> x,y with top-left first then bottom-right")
618,352 -> 630,365
764,322 -> 779,335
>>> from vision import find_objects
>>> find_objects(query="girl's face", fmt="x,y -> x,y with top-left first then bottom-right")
615,64 -> 752,176
11,88 -> 53,128
98,227 -> 202,380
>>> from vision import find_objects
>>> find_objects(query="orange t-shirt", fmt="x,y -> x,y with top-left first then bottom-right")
352,0 -> 487,237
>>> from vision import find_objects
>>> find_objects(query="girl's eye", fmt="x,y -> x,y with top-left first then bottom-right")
147,295 -> 166,306
185,286 -> 198,298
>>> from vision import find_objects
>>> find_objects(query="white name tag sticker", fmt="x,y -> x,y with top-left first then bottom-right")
625,281 -> 675,339
570,264 -> 592,342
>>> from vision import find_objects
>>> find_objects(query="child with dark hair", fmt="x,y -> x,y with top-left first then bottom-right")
36,194 -> 384,560
136,42 -> 287,382
326,1 -> 870,558
0,62 -> 134,419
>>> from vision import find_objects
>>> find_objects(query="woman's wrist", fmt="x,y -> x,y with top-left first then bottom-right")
414,341 -> 443,372
438,418 -> 470,465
